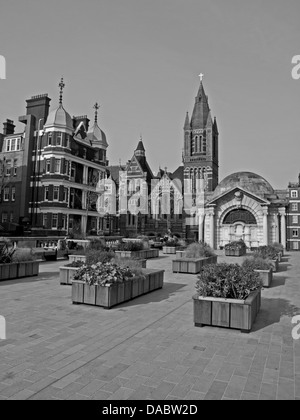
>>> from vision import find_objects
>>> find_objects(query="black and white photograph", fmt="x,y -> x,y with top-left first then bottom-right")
0,0 -> 300,403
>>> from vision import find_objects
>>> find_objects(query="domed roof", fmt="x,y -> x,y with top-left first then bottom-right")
86,122 -> 108,149
212,171 -> 274,199
44,105 -> 73,131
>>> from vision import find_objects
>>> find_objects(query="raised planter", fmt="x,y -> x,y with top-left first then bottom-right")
115,249 -> 159,259
68,255 -> 86,264
173,256 -> 218,274
0,261 -> 39,281
72,268 -> 164,309
270,258 -> 279,272
176,250 -> 186,259
163,246 -> 177,254
193,288 -> 261,332
60,266 -> 80,285
225,248 -> 246,257
254,269 -> 273,288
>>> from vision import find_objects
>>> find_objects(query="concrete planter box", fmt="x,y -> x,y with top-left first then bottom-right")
225,248 -> 246,257
254,269 -> 273,288
172,255 -> 218,274
115,249 -> 159,259
72,269 -> 164,309
60,266 -> 80,285
193,288 -> 261,332
163,246 -> 177,254
0,261 -> 39,281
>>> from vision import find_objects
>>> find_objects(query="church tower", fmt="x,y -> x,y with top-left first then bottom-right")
183,75 -> 219,192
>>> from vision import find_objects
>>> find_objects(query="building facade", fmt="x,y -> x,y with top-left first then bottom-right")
0,80 -> 109,237
287,175 -> 300,250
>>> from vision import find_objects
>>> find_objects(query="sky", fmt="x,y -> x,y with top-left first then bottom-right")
0,0 -> 299,189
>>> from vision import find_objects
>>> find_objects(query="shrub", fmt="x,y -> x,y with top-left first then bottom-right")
271,242 -> 284,253
66,261 -> 84,268
111,257 -> 144,276
118,241 -> 144,252
12,248 -> 37,262
73,262 -> 136,286
224,240 -> 246,251
86,239 -> 106,251
0,240 -> 15,264
196,263 -> 262,300
85,250 -> 115,266
254,245 -> 278,260
242,256 -> 273,271
185,242 -> 215,258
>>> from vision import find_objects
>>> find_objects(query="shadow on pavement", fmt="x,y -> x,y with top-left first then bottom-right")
116,282 -> 187,308
252,297 -> 299,332
268,275 -> 286,288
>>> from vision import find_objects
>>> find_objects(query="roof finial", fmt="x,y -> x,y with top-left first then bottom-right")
93,102 -> 100,124
59,77 -> 65,105
199,73 -> 204,82
140,133 -> 143,141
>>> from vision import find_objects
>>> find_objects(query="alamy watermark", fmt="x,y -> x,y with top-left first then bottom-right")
292,315 -> 300,340
0,316 -> 6,340
0,55 -> 6,79
292,55 -> 300,80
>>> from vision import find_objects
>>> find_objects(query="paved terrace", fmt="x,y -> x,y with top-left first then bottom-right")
0,250 -> 300,400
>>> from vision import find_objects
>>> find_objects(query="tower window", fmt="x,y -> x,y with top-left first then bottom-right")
44,187 -> 49,201
46,159 -> 51,173
56,133 -> 62,146
52,214 -> 58,229
55,159 -> 61,173
291,190 -> 298,198
53,186 -> 59,201
202,137 -> 206,153
48,133 -> 53,146
191,139 -> 195,155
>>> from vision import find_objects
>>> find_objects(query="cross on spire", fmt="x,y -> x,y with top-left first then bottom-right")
93,102 -> 100,123
59,77 -> 65,105
199,73 -> 204,82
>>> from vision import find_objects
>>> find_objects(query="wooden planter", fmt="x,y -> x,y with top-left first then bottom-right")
193,288 -> 261,332
254,269 -> 273,288
72,269 -> 164,309
270,258 -> 279,272
173,255 -> 218,274
60,266 -> 80,285
163,246 -> 177,254
115,249 -> 159,259
68,255 -> 86,263
176,250 -> 186,259
225,248 -> 246,257
0,261 -> 39,281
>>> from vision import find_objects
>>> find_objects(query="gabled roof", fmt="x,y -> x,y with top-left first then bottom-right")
207,185 -> 271,206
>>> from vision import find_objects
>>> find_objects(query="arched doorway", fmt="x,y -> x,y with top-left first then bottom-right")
220,208 -> 258,248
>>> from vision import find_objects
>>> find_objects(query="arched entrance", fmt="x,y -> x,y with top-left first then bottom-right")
220,208 -> 258,248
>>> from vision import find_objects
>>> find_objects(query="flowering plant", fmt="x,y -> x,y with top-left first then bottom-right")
72,262 -> 136,286
196,263 -> 262,300
185,242 -> 215,258
253,245 -> 278,260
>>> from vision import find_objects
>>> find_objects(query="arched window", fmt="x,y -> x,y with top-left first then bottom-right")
194,136 -> 198,153
202,137 -> 207,153
191,138 -> 195,155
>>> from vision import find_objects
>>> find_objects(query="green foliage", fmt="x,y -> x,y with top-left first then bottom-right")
118,241 -> 144,251
66,261 -> 84,268
0,240 -> 15,264
85,250 -> 115,266
185,242 -> 215,258
12,248 -> 37,262
224,240 -> 246,251
73,262 -> 136,286
111,257 -> 144,276
254,245 -> 278,260
196,263 -> 262,300
242,256 -> 273,271
86,239 -> 106,251
271,242 -> 284,253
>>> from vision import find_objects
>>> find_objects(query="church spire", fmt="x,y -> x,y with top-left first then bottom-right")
184,112 -> 190,130
191,75 -> 210,129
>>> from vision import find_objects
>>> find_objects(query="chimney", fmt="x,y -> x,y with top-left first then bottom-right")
26,94 -> 51,129
73,115 -> 90,132
3,119 -> 15,135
